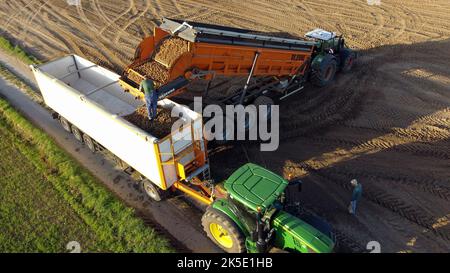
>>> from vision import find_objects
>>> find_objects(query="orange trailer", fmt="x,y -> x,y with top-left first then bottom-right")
119,18 -> 317,103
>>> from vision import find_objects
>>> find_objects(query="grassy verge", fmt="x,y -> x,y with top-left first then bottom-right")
0,35 -> 42,104
0,62 -> 43,104
0,36 -> 40,64
0,97 -> 174,253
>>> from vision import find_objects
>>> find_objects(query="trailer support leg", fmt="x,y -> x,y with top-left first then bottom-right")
239,52 -> 260,104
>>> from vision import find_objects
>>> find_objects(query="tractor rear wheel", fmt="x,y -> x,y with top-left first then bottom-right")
310,56 -> 337,87
202,207 -> 246,253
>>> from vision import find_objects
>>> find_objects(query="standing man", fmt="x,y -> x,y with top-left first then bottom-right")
139,78 -> 159,121
349,179 -> 363,215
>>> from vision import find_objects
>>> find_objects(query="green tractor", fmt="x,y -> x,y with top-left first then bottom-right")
202,163 -> 335,253
305,28 -> 357,87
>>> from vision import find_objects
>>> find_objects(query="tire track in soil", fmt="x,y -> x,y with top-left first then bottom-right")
318,166 -> 450,202
289,165 -> 449,253
306,132 -> 450,161
0,0 -> 39,34
299,164 -> 450,244
98,0 -> 134,35
22,0 -> 54,31
93,0 -> 139,62
278,52 -> 378,139
38,3 -> 91,56
72,0 -> 127,69
1,3 -> 71,53
91,0 -> 114,26
112,0 -> 150,45
279,81 -> 366,140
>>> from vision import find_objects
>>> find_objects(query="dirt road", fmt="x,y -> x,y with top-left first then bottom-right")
0,0 -> 449,252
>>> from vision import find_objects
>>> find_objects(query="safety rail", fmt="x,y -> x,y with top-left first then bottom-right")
156,120 -> 207,182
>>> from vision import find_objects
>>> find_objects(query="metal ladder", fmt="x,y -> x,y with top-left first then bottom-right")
202,159 -> 211,181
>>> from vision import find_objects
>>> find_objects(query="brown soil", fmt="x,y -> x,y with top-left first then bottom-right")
2,0 -> 450,253
154,37 -> 190,68
123,106 -> 179,139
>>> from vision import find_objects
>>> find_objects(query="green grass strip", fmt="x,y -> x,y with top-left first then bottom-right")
0,36 -> 40,65
0,97 -> 175,253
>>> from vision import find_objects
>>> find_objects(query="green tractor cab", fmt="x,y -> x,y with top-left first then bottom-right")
202,163 -> 335,253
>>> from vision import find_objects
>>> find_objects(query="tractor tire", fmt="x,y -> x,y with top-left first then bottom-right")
202,207 -> 246,253
83,134 -> 96,153
141,179 -> 164,202
71,125 -> 83,143
59,116 -> 71,133
340,49 -> 356,73
310,55 -> 337,87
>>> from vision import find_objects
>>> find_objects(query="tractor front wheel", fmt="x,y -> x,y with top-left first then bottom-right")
202,207 -> 246,253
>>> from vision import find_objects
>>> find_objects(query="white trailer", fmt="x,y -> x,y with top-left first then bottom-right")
31,55 -> 211,202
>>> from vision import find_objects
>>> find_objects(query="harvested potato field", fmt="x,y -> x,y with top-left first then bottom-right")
123,106 -> 179,139
1,0 -> 450,253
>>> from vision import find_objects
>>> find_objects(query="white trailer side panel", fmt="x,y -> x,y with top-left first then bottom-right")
32,55 -> 205,190
32,56 -> 163,187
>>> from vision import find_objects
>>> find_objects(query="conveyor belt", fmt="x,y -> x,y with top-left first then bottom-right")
160,18 -> 316,52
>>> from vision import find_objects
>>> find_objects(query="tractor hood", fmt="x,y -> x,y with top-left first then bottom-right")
272,210 -> 335,253
224,163 -> 288,212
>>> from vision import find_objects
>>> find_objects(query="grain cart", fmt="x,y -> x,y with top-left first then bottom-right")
119,18 -> 356,107
31,55 -> 335,253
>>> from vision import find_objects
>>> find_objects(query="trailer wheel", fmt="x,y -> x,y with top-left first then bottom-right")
142,179 -> 163,202
340,49 -> 356,73
310,55 -> 337,87
60,117 -> 71,133
71,125 -> 83,143
202,207 -> 246,253
83,134 -> 96,153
